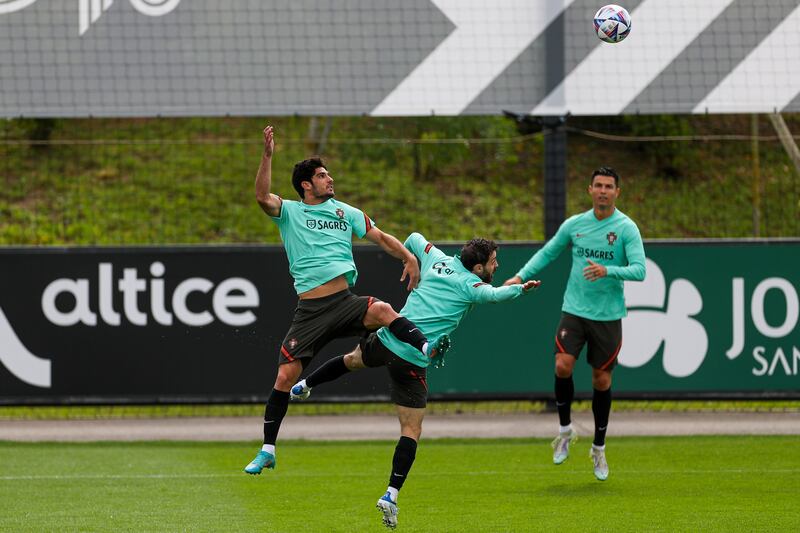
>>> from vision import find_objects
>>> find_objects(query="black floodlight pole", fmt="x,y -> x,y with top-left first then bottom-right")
503,110 -> 569,240
542,114 -> 568,239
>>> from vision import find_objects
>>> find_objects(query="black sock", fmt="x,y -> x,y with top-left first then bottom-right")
554,375 -> 574,427
263,389 -> 290,445
388,436 -> 418,491
389,316 -> 428,352
306,355 -> 350,388
388,317 -> 427,353
592,388 -> 612,446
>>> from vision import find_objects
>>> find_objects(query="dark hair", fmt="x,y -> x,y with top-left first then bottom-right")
292,157 -> 325,198
591,166 -> 620,186
460,238 -> 498,272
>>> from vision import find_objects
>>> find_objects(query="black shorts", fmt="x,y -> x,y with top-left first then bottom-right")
553,312 -> 622,371
360,333 -> 428,409
279,289 -> 375,365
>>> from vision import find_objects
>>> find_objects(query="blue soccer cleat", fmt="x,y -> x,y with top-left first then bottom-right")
424,334 -> 451,368
290,379 -> 311,401
590,446 -> 609,481
376,491 -> 398,529
244,450 -> 276,474
551,428 -> 578,465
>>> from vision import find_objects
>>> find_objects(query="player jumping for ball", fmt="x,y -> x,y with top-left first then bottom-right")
243,126 -> 450,475
291,233 -> 540,529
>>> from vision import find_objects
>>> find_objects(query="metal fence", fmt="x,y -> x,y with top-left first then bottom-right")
1,114 -> 798,245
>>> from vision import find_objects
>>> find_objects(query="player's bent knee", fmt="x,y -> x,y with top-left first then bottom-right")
376,301 -> 398,322
343,348 -> 366,370
365,301 -> 398,327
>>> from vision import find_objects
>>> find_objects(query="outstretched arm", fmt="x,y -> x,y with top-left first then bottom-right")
365,228 -> 420,290
504,219 -> 572,285
472,280 -> 541,303
254,125 -> 282,217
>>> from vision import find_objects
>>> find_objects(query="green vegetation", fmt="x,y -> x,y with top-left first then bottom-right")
1,114 -> 798,245
1,400 -> 797,420
1,437 -> 797,532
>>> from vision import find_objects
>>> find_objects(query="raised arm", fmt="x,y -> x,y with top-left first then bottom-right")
254,125 -> 282,217
365,228 -> 420,290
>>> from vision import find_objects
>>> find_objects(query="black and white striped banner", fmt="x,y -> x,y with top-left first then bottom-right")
1,0 -> 798,117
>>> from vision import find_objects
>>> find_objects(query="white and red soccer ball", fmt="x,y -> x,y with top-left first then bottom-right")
594,4 -> 631,43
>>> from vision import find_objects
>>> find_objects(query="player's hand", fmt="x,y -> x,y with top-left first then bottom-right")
263,125 -> 274,157
522,280 -> 541,292
400,258 -> 420,291
503,275 -> 522,286
583,260 -> 607,282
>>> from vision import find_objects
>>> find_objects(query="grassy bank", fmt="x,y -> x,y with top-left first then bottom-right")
1,114 -> 798,244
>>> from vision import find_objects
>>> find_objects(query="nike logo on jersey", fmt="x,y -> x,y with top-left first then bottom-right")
575,233 -> 585,238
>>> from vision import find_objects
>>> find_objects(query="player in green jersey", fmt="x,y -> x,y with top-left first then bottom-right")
244,126 -> 449,476
290,233 -> 540,529
504,166 -> 646,481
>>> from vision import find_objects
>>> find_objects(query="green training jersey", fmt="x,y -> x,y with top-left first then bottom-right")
516,208 -> 645,321
377,233 -> 527,368
271,197 -> 375,295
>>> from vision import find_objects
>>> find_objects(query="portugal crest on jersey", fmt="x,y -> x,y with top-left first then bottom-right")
606,232 -> 617,245
336,208 -> 345,219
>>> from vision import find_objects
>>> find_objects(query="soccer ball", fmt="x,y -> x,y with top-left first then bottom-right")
593,4 -> 631,43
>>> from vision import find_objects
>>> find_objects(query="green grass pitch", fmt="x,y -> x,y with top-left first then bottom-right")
1,437 -> 798,532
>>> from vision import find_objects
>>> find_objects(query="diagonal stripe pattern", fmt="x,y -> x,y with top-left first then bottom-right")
693,0 -> 800,113
531,0 -> 736,116
625,0 -> 800,114
1,0 -> 800,116
372,0 -> 577,116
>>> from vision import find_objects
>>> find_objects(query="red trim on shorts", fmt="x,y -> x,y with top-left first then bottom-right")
424,243 -> 433,254
364,214 -> 373,232
600,339 -> 623,370
555,335 -> 568,355
410,370 -> 428,391
367,296 -> 375,308
473,282 -> 488,288
280,345 -> 295,362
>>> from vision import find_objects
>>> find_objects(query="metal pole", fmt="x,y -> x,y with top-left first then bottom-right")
751,113 -> 760,237
544,118 -> 567,238
768,112 -> 800,173
543,1 -> 567,239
